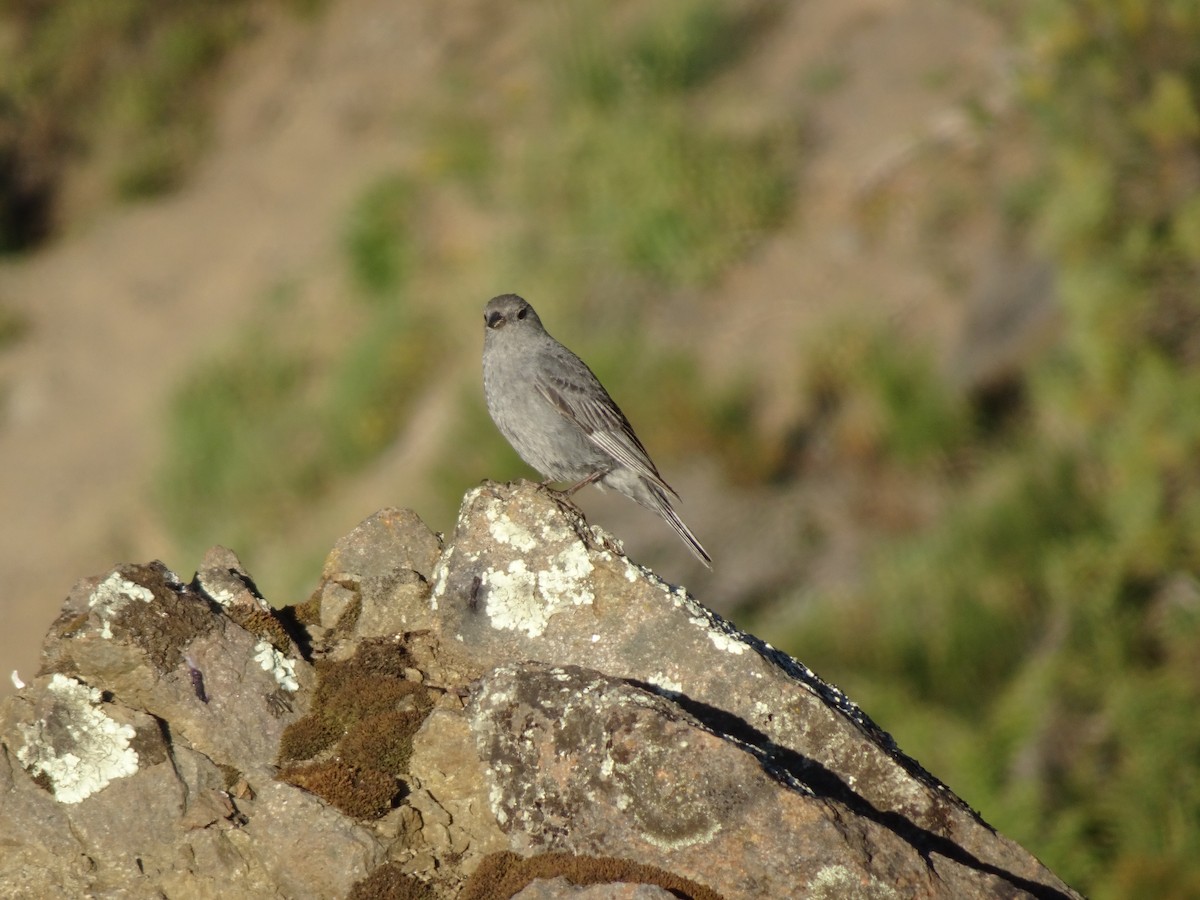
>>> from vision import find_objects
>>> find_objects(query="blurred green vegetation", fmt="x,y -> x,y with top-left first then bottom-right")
0,0 -> 319,251
343,174 -> 418,301
159,297 -> 314,556
0,303 -> 29,350
524,0 -> 795,287
524,107 -> 793,286
159,268 -> 444,569
798,322 -> 973,469
558,0 -> 753,102
780,3 -> 1200,898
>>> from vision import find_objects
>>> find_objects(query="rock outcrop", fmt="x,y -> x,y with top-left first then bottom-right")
0,482 -> 1080,899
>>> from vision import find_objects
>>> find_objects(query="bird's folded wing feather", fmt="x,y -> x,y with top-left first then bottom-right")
536,370 -> 679,499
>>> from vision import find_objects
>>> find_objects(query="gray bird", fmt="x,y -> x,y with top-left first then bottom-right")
482,293 -> 711,568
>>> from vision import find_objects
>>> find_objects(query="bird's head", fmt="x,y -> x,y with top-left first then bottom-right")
484,294 -> 544,334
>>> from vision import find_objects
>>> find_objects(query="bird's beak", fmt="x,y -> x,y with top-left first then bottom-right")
486,311 -> 505,329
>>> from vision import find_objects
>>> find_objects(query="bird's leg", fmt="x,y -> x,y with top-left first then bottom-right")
563,469 -> 605,496
538,469 -> 606,520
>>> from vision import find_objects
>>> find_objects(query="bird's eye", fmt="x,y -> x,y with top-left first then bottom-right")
516,307 -> 527,320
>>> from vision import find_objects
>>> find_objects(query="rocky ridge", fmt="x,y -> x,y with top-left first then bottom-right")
0,482 -> 1080,899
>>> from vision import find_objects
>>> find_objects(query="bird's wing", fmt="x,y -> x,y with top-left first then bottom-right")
535,362 -> 679,500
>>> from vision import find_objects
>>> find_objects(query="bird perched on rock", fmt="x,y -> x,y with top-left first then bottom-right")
482,293 -> 711,567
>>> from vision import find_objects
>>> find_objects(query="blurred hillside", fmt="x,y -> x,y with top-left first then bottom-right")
1,1 -> 1198,897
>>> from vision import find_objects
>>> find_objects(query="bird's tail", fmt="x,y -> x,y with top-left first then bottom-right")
648,484 -> 712,569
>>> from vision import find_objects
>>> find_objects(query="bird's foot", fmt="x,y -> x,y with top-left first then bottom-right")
540,482 -> 587,519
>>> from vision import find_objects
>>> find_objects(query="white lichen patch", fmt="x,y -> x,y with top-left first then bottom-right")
202,585 -> 238,607
542,544 -> 595,605
618,555 -> 653,584
484,503 -> 538,552
90,572 -> 155,608
641,817 -> 722,851
483,546 -> 594,638
482,560 -> 543,636
647,672 -> 684,694
676,592 -> 749,656
253,641 -> 299,692
808,864 -> 899,900
705,629 -> 747,655
488,782 -> 509,825
15,674 -> 139,804
88,571 -> 155,639
428,545 -> 457,611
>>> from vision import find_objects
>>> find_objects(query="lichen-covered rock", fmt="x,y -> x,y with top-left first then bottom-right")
0,485 -> 1080,900
428,484 -> 1076,899
467,661 -> 991,897
0,555 -> 378,899
36,558 -> 310,778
